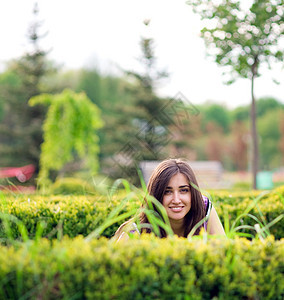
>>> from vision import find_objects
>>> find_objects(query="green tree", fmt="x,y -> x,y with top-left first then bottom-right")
279,111 -> 284,165
204,103 -> 230,133
29,89 -> 103,187
168,109 -> 203,160
231,97 -> 283,122
116,21 -> 171,182
231,104 -> 250,122
229,120 -> 249,171
188,0 -> 284,188
256,97 -> 284,117
205,122 -> 225,160
258,109 -> 283,169
0,3 -> 54,177
74,68 -> 137,177
41,69 -> 81,93
124,34 -> 170,155
77,69 -> 102,107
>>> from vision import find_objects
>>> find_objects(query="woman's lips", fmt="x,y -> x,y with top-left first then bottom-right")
169,206 -> 184,212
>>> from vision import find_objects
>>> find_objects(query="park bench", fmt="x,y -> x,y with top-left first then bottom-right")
139,160 -> 229,189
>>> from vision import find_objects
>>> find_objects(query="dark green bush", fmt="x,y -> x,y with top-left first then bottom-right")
51,177 -> 96,195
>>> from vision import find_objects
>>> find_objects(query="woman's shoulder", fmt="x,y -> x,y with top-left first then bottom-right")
202,194 -> 208,204
202,195 -> 212,219
115,221 -> 141,243
128,222 -> 141,235
114,219 -> 140,239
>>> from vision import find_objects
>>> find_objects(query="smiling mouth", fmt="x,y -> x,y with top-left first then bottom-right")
169,206 -> 184,212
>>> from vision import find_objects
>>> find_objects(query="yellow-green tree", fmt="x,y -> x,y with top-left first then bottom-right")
29,89 -> 103,187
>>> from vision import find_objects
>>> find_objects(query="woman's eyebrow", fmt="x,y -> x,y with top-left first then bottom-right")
165,185 -> 190,189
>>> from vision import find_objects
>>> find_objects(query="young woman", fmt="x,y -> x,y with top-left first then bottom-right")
115,158 -> 226,241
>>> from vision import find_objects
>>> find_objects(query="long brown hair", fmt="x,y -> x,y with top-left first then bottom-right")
139,158 -> 205,237
114,158 -> 206,239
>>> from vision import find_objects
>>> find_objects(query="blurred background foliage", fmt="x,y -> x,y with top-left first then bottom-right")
0,2 -> 283,188
1,50 -> 283,182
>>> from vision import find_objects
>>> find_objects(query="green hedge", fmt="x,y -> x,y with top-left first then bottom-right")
0,192 -> 137,241
211,186 -> 284,239
51,177 -> 96,195
0,186 -> 283,241
0,235 -> 283,299
208,185 -> 284,204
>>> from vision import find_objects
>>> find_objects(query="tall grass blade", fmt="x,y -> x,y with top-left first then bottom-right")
34,221 -> 46,242
85,208 -> 137,241
258,214 -> 283,236
187,216 -> 209,239
137,166 -> 147,192
230,191 -> 268,232
0,212 -> 29,245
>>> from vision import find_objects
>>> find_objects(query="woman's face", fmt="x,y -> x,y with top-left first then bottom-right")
162,172 -> 191,222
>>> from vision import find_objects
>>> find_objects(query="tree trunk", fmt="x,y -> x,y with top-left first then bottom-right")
251,72 -> 259,189
279,111 -> 284,165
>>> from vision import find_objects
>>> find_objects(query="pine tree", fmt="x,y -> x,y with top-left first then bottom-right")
112,21 -> 172,182
0,2 -> 54,182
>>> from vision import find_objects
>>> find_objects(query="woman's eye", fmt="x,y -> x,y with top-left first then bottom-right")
164,190 -> 172,195
180,188 -> 189,193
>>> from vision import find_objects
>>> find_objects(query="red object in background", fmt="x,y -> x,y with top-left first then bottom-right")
1,185 -> 36,193
0,164 -> 35,182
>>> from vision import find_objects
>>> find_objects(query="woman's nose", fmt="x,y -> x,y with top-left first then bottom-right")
172,191 -> 181,203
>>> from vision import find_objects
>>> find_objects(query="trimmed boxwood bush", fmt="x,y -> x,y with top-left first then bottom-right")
0,186 -> 283,240
0,235 -> 283,299
211,186 -> 284,239
51,177 -> 96,195
0,193 -> 138,241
